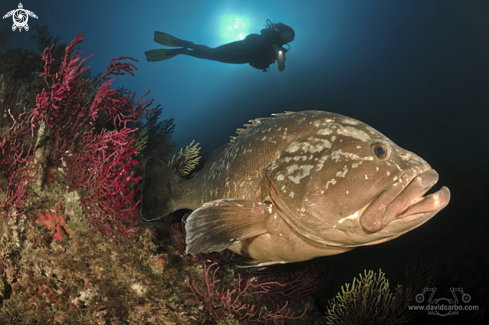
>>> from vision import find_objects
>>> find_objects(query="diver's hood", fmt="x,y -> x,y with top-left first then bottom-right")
267,20 -> 295,43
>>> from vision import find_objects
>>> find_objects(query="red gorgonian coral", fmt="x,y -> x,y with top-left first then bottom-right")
25,31 -> 153,239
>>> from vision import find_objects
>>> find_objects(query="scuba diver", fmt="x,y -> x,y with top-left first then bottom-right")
145,20 -> 295,72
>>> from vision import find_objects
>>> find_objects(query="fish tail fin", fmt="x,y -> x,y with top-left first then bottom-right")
141,158 -> 184,221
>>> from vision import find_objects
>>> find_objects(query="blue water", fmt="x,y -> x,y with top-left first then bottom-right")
1,1 -> 488,322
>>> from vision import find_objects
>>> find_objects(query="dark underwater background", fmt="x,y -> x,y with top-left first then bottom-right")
1,0 -> 488,323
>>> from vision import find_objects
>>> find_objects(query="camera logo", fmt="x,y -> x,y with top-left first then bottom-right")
416,287 -> 472,316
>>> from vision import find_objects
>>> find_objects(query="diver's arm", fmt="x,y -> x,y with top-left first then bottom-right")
273,45 -> 285,71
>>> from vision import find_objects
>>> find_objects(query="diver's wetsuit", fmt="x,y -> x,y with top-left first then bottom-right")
176,29 -> 282,71
146,21 -> 294,71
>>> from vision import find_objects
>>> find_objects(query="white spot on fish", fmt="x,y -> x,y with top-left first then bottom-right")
325,179 -> 337,189
313,118 -> 333,127
352,162 -> 362,168
267,205 -> 272,214
288,165 -> 314,184
277,174 -> 285,181
376,167 -> 379,172
286,164 -> 299,174
336,165 -> 348,178
309,138 -> 332,153
340,117 -> 360,125
386,171 -> 390,176
346,190 -> 349,194
393,176 -> 398,181
315,155 -> 329,171
289,192 -> 294,198
365,174 -> 368,180
356,146 -> 362,149
338,211 -> 359,224
317,128 -> 332,135
285,142 -> 301,153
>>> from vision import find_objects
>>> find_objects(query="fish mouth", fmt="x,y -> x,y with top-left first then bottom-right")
360,168 -> 450,233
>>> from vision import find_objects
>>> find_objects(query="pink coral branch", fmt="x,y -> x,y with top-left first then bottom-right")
31,32 -> 150,167
183,262 -> 307,324
22,32 -> 154,239
67,128 -> 140,240
0,152 -> 38,226
0,108 -> 38,231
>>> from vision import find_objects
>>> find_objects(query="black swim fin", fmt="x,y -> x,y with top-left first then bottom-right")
144,49 -> 181,62
153,31 -> 194,48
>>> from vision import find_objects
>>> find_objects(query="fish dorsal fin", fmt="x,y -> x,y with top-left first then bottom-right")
229,111 -> 295,143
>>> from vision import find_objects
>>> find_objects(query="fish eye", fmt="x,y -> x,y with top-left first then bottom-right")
371,143 -> 389,159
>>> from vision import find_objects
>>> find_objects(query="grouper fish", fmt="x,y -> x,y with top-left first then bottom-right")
141,111 -> 450,268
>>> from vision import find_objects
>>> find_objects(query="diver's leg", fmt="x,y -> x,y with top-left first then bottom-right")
179,45 -> 213,59
146,40 -> 249,64
182,42 -> 249,64
145,45 -> 213,62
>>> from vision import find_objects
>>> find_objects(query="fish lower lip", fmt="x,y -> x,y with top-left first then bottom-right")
382,169 -> 443,225
394,187 -> 450,219
393,190 -> 430,218
361,168 -> 446,232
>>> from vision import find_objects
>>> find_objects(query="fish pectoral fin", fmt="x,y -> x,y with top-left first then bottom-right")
184,199 -> 272,255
